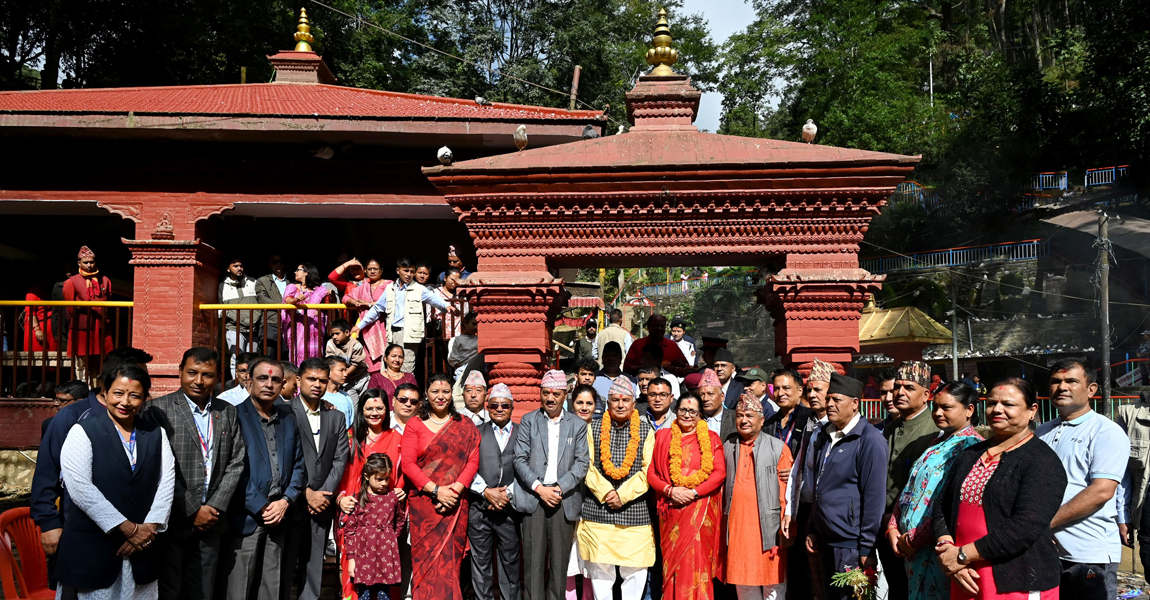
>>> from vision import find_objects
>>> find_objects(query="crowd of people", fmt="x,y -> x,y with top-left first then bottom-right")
19,248 -> 1144,600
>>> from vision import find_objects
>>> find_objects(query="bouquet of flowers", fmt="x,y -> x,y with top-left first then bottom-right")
830,565 -> 879,600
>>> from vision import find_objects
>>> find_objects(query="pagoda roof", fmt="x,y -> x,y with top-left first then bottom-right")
0,83 -> 600,122
427,130 -> 917,175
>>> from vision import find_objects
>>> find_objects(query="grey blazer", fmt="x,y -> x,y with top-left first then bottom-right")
289,397 -> 349,518
722,430 -> 785,551
512,409 -> 590,521
143,392 -> 246,536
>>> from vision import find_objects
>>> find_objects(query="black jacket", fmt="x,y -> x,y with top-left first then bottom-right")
764,405 -> 815,458
932,438 -> 1067,594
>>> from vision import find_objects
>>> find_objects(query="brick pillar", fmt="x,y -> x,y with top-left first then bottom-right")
99,197 -> 231,394
758,253 -> 883,374
456,263 -> 566,419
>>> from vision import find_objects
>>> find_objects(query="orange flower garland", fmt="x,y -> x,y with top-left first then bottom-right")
669,420 -> 714,488
600,411 -> 641,480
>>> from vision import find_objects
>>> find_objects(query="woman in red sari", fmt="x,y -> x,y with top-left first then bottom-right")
337,389 -> 405,600
400,373 -> 480,600
339,259 -> 392,377
62,246 -> 113,381
372,344 -> 417,401
648,393 -> 727,600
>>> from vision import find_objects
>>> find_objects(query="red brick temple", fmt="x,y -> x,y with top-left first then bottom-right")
0,10 -> 918,446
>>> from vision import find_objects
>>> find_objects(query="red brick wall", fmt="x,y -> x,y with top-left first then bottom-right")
0,399 -> 58,449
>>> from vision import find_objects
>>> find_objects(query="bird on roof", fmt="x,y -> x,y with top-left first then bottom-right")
801,119 -> 817,143
475,96 -> 492,106
437,146 -> 453,166
582,125 -> 600,140
617,124 -> 626,135
514,125 -> 528,151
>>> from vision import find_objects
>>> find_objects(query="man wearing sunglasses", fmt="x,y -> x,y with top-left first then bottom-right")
515,369 -> 591,600
390,383 -> 421,436
467,384 -> 522,600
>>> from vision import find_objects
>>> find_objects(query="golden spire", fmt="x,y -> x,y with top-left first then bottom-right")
293,8 -> 314,52
645,8 -> 679,76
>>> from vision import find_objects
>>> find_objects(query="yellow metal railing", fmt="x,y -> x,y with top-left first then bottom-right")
0,300 -> 134,398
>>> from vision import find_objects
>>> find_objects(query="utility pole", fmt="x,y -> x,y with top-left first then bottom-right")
951,271 -> 959,381
568,66 -> 582,111
1100,212 -> 1112,417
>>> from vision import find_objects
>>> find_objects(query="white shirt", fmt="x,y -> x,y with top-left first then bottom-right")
304,405 -> 322,449
470,421 -> 515,494
460,407 -> 488,426
827,413 -> 863,448
390,412 -> 407,436
218,385 -> 248,406
533,413 -> 564,490
787,415 -> 829,512
704,405 -> 725,433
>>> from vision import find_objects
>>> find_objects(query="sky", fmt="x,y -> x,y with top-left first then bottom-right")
680,0 -> 758,132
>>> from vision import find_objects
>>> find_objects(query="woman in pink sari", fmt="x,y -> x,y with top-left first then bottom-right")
341,259 -> 392,376
400,373 -> 480,600
282,262 -> 332,363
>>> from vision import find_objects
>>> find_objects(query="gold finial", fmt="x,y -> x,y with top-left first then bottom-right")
645,8 -> 679,76
293,8 -> 314,52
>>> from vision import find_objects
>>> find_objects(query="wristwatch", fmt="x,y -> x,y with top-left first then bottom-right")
957,548 -> 969,565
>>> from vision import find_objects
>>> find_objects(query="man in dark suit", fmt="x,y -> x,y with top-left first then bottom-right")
700,368 -> 754,441
254,254 -> 289,357
220,358 -> 306,600
284,357 -> 349,600
146,347 -> 247,600
514,369 -> 591,600
468,383 -> 522,600
712,348 -> 744,409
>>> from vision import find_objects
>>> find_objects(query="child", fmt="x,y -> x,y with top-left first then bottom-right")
344,453 -> 403,600
280,360 -> 299,401
326,318 -> 370,406
323,356 -> 356,431
447,311 -> 479,380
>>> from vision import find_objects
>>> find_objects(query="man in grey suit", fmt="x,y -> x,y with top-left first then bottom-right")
284,357 -> 349,600
146,347 -> 247,600
514,369 -> 590,600
254,254 -> 288,357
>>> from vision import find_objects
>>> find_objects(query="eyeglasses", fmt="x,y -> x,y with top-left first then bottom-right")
676,408 -> 700,417
295,267 -> 306,272
487,403 -> 512,410
395,396 -> 420,405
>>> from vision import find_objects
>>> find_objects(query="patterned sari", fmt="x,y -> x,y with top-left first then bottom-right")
280,284 -> 330,364
649,427 -> 726,600
892,425 -> 984,600
408,419 -> 480,600
345,279 -> 391,373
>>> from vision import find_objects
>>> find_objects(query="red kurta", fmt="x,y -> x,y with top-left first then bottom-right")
722,440 -> 793,587
62,273 -> 113,357
648,426 -> 727,600
337,428 -> 404,599
21,291 -> 57,352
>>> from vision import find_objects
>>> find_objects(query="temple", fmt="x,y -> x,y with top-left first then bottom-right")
0,9 -> 917,445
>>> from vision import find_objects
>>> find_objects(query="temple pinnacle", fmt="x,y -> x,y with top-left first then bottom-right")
293,8 -> 314,52
645,8 -> 679,76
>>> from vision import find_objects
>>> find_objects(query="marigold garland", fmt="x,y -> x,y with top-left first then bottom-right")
600,411 -> 641,480
669,420 -> 714,488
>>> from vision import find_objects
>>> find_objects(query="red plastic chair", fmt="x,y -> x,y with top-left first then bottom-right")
0,507 -> 53,599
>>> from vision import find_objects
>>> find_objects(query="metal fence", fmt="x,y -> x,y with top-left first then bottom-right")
1085,165 -> 1129,189
642,274 -> 734,297
861,239 -> 1049,274
1030,171 -> 1068,191
861,395 -> 1141,425
0,300 -> 134,398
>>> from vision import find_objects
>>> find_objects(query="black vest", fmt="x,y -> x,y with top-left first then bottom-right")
475,423 -> 516,511
56,414 -> 163,590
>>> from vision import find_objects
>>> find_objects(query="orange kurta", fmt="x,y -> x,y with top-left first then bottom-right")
723,440 -> 793,586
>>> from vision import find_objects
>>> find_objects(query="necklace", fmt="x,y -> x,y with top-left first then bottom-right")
982,431 -> 1032,465
366,430 -> 383,443
428,414 -> 450,425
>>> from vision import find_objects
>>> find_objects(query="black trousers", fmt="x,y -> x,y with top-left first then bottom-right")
158,526 -> 225,600
785,502 -> 813,600
522,503 -> 575,600
1059,560 -> 1117,600
467,504 -> 522,600
818,546 -> 861,600
876,512 -> 907,599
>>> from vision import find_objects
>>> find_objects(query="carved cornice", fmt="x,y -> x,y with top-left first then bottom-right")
122,238 -> 221,267
187,202 -> 235,223
97,201 -> 144,222
449,190 -> 891,216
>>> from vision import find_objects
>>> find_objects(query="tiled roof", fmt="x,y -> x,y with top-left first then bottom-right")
0,83 -> 602,122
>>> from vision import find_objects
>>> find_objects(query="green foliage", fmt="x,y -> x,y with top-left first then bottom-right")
0,0 -> 718,122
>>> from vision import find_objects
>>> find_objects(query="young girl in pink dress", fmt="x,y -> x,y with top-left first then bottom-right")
344,454 -> 404,600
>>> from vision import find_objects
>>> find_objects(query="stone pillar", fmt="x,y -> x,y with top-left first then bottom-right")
457,266 -> 566,417
99,196 -> 231,393
758,255 -> 883,375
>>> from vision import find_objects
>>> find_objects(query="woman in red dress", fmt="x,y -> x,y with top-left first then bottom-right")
62,246 -> 113,381
337,389 -> 405,600
648,393 -> 727,600
400,373 -> 480,600
932,377 -> 1067,599
22,284 -> 57,352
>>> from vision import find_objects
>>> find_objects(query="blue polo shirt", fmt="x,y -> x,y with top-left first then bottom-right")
1037,410 -> 1130,564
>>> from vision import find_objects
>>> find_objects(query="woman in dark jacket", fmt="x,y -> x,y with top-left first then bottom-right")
932,377 -> 1067,599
